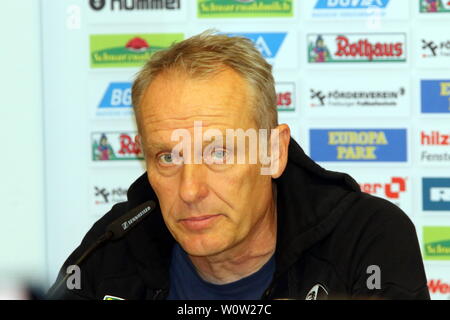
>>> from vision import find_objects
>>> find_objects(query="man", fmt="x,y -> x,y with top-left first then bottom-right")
48,31 -> 430,300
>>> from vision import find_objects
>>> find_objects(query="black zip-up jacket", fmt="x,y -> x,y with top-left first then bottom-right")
48,138 -> 430,300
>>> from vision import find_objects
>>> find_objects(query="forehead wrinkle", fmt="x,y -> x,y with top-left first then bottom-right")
142,112 -> 234,127
141,109 -> 255,138
143,122 -> 229,146
144,129 -> 228,155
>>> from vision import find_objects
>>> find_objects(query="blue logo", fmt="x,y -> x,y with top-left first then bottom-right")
99,82 -> 132,109
309,129 -> 407,162
423,178 -> 450,211
421,80 -> 450,114
226,33 -> 287,60
314,0 -> 389,9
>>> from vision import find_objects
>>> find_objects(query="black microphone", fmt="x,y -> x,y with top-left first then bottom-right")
106,200 -> 156,240
47,200 -> 157,299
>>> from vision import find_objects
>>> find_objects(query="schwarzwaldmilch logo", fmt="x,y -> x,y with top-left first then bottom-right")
90,33 -> 184,68
90,0 -> 106,10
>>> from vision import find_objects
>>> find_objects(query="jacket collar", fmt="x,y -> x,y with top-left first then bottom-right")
123,137 -> 361,288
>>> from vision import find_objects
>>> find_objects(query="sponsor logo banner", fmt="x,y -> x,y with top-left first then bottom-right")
226,32 -> 287,65
91,132 -> 143,160
420,0 -> 450,13
276,82 -> 295,111
307,33 -> 406,63
197,0 -> 294,18
308,0 -> 409,20
428,278 -> 450,300
89,0 -> 181,11
422,178 -> 450,211
423,226 -> 450,260
358,176 -> 409,210
417,30 -> 450,67
309,129 -> 407,162
418,127 -> 450,165
87,0 -> 186,23
90,33 -> 183,68
89,168 -> 143,216
94,185 -> 127,205
425,267 -> 450,300
421,39 -> 450,58
312,0 -> 390,18
421,80 -> 450,113
307,75 -> 409,117
314,0 -> 390,9
96,82 -> 134,117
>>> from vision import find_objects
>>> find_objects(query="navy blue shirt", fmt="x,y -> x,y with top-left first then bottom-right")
166,243 -> 275,300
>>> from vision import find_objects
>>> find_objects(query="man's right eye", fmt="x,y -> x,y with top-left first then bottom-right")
157,152 -> 183,166
158,153 -> 174,165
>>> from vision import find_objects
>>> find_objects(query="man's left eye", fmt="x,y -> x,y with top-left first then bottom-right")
205,148 -> 227,163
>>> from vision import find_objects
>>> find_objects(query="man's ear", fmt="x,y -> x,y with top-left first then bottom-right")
270,124 -> 290,179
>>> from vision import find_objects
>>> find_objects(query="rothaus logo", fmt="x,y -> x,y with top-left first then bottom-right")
314,0 -> 389,9
310,87 -> 405,107
422,178 -> 450,211
422,39 -> 450,58
359,177 -> 407,200
308,33 -> 406,63
276,82 -> 295,111
121,206 -> 151,230
89,0 -> 180,11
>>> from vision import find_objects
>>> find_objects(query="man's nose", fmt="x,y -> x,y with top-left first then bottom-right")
178,164 -> 209,204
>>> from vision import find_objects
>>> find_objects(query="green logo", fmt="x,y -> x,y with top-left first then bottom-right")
90,33 -> 184,68
423,226 -> 450,260
103,295 -> 124,300
197,0 -> 293,18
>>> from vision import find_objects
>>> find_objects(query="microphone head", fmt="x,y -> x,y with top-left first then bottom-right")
106,200 -> 156,240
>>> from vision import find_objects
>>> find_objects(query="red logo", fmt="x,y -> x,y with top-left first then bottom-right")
119,134 -> 142,156
428,279 -> 450,294
359,177 -> 407,199
126,37 -> 149,52
421,131 -> 450,146
277,92 -> 292,107
335,36 -> 403,60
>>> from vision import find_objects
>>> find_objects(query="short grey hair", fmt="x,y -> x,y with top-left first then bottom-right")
132,30 -> 278,131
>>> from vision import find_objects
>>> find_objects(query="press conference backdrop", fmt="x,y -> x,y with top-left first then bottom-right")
41,0 -> 450,299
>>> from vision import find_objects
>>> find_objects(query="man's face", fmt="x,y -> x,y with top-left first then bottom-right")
138,68 -> 275,257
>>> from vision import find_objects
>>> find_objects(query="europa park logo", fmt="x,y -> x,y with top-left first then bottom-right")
309,129 -> 407,162
308,33 -> 406,63
197,0 -> 293,18
90,33 -> 183,68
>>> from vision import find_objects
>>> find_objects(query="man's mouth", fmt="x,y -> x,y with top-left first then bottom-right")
179,214 -> 222,231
